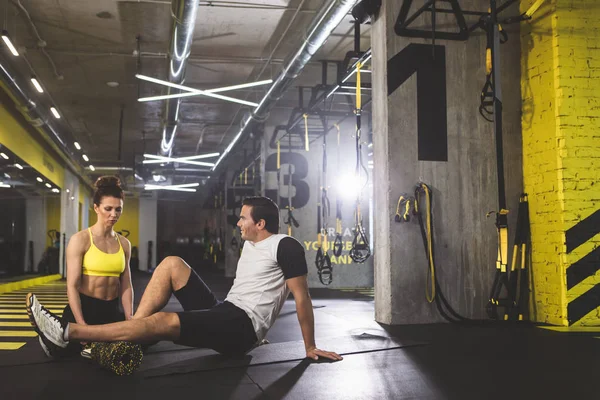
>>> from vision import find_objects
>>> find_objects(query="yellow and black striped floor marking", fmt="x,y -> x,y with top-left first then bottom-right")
0,281 -> 66,350
565,208 -> 600,326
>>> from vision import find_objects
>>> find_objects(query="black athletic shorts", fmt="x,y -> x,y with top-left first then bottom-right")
173,269 -> 258,356
61,292 -> 124,355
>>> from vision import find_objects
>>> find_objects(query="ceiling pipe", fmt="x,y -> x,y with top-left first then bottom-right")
159,0 -> 199,156
212,0 -> 360,171
0,56 -> 92,188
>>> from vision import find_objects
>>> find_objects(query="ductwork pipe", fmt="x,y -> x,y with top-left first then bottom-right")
212,0 -> 359,170
159,0 -> 199,156
0,57 -> 92,187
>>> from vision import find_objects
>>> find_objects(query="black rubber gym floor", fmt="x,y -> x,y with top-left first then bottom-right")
0,270 -> 598,399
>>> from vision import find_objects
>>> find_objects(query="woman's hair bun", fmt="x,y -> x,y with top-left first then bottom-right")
95,176 -> 122,189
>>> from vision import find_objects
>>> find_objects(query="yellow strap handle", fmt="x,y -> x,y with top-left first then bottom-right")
336,219 -> 342,234
288,224 -> 292,236
356,62 -> 362,110
244,168 -> 248,185
323,231 -> 328,253
334,123 -> 340,145
303,114 -> 309,151
395,195 -> 406,217
317,232 -> 322,248
525,0 -> 545,17
510,244 -> 518,272
277,140 -> 281,169
486,48 -> 492,74
499,226 -> 508,272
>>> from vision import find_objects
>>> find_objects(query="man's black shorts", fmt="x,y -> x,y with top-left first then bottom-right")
173,269 -> 258,356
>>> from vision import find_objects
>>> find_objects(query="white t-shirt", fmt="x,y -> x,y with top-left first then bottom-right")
225,234 -> 307,342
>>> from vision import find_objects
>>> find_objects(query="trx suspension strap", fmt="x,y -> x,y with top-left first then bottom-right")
283,133 -> 299,236
505,193 -> 530,321
333,123 -> 344,257
483,0 -> 510,320
349,61 -> 371,263
414,183 -> 436,303
315,118 -> 333,285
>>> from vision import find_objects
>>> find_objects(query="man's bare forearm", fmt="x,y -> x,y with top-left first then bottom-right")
295,295 -> 316,351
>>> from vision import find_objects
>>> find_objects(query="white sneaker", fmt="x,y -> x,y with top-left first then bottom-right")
81,347 -> 92,359
26,293 -> 69,348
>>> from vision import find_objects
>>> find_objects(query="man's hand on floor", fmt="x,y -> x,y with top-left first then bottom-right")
306,346 -> 343,361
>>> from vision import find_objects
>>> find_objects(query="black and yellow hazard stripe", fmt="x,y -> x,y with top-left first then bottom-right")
0,281 -> 66,350
565,208 -> 600,326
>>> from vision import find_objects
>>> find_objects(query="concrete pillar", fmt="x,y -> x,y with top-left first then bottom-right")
225,169 -> 241,278
372,0 -> 523,324
521,0 -> 600,326
25,198 -> 45,273
138,195 -> 157,271
59,169 -> 79,277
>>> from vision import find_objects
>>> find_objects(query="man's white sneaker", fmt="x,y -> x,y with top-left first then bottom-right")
26,293 -> 69,348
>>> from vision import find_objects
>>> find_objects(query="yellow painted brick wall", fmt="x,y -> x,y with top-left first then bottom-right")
555,0 -> 600,326
521,0 -> 600,326
521,0 -> 566,325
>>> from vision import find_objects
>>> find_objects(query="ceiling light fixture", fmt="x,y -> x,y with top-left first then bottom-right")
1,30 -> 19,56
0,183 -> 10,188
15,163 -> 23,170
66,188 -> 70,193
137,79 -> 273,102
144,182 -> 199,193
45,183 -> 51,188
143,152 -> 219,160
52,188 -> 60,193
31,76 -> 44,93
135,74 -> 259,107
74,142 -> 81,150
0,152 -> 8,159
82,154 -> 89,162
36,177 -> 43,182
50,107 -> 60,119
89,165 -> 95,171
142,158 -> 215,167
142,152 -> 219,166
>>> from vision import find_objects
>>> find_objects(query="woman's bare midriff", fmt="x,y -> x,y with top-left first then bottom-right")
79,274 -> 120,301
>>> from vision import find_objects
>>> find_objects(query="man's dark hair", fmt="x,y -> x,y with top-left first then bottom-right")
242,196 -> 280,234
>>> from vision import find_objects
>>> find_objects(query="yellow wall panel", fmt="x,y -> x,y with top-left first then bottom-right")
521,0 -> 600,326
0,104 -> 64,188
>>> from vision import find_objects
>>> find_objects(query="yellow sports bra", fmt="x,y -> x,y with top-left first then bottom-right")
82,229 -> 126,277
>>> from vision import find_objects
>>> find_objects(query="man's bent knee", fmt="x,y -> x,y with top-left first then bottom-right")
150,312 -> 180,341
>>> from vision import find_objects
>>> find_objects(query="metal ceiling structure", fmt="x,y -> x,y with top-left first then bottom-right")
0,0 -> 371,200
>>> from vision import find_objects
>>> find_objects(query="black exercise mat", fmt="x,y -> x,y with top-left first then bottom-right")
140,333 -> 427,378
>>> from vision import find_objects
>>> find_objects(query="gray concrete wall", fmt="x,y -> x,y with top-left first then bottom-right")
262,117 -> 374,289
373,0 -> 523,323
